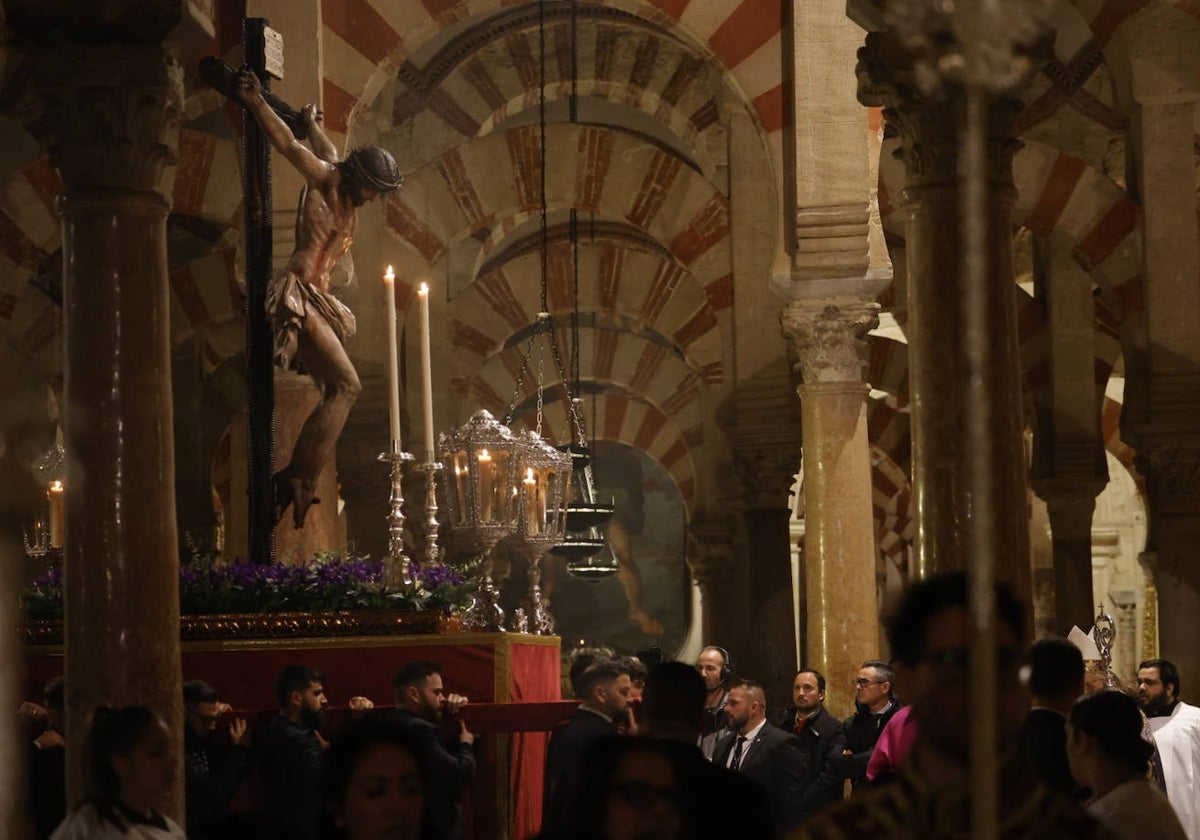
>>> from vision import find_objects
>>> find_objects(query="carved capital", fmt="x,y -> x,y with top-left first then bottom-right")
1135,446 -> 1200,515
25,44 -> 182,194
687,511 -> 739,587
855,30 -> 1024,191
731,445 -> 801,511
781,301 -> 879,385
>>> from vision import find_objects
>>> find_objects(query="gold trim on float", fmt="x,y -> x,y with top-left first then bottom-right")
23,631 -> 562,655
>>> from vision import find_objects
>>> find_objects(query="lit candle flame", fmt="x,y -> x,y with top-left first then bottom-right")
524,467 -> 535,483
478,449 -> 491,462
384,265 -> 395,282
419,282 -> 429,295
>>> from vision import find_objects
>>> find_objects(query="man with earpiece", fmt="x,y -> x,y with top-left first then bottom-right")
696,645 -> 734,760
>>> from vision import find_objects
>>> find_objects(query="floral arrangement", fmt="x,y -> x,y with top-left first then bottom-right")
21,550 -> 472,621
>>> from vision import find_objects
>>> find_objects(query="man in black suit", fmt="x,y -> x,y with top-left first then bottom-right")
640,662 -> 774,838
1020,637 -> 1084,796
778,668 -> 846,818
390,660 -> 477,840
544,659 -> 632,817
713,678 -> 807,837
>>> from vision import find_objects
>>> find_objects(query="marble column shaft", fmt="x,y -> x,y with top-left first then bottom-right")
783,303 -> 880,718
1135,447 -> 1200,690
687,513 -> 739,652
732,448 -> 801,714
1043,494 -> 1100,635
858,32 -> 1030,600
32,44 -> 185,817
1115,54 -> 1200,685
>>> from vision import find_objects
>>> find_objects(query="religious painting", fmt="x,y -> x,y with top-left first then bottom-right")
499,440 -> 689,655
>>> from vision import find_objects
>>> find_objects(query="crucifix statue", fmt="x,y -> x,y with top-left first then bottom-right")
233,69 -> 402,528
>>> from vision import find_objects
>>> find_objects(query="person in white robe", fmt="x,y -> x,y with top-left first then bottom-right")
1139,659 -> 1200,840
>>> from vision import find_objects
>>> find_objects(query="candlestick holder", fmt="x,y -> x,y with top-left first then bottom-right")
527,550 -> 555,635
377,442 -> 415,589
463,568 -> 505,632
22,522 -> 63,566
414,459 -> 443,565
23,521 -> 50,558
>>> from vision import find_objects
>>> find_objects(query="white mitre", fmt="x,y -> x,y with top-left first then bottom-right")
1067,625 -> 1101,661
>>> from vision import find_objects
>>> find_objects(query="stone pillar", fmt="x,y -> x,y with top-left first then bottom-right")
1110,592 -> 1138,685
1120,36 -> 1200,691
687,511 -> 739,651
28,43 -> 185,816
731,446 -> 800,714
1036,491 -> 1104,634
1134,448 -> 1200,689
781,303 -> 881,718
857,32 -> 1030,600
1029,232 -> 1108,633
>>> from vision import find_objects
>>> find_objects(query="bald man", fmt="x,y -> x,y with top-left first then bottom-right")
713,679 -> 807,837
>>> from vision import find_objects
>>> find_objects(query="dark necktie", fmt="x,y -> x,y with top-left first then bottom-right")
731,735 -> 747,771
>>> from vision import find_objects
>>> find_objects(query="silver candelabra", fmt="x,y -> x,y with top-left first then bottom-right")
414,458 -> 443,565
377,441 -> 414,589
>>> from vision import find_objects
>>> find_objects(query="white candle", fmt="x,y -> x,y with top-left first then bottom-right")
418,283 -> 435,462
47,481 -> 64,548
477,449 -> 494,520
383,266 -> 401,445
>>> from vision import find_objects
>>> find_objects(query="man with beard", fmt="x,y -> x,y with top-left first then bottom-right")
545,659 -> 632,821
795,572 -> 1106,840
695,646 -> 733,759
1138,659 -> 1200,838
390,661 -> 476,840
255,665 -> 329,838
713,679 -> 807,836
183,680 -> 250,838
778,669 -> 848,817
235,69 -> 403,528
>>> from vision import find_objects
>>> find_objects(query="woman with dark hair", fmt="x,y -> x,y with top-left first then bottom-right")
320,715 -> 429,840
51,706 -> 183,838
539,736 -> 690,840
1067,690 -> 1186,840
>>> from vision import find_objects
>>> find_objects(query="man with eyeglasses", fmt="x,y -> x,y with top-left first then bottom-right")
182,679 -> 249,837
827,660 -> 902,791
795,572 -> 1107,840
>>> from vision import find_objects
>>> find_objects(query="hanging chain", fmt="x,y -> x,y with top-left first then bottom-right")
502,336 -> 537,426
534,328 -> 545,435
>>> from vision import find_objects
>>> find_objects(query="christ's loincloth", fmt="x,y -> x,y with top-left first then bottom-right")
266,272 -> 357,388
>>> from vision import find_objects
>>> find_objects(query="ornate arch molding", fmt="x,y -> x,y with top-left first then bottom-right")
464,325 -> 710,432
877,135 -> 1145,390
500,377 -> 701,513
384,9 -> 730,177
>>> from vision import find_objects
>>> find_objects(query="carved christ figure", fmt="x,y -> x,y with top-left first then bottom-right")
236,69 -> 403,527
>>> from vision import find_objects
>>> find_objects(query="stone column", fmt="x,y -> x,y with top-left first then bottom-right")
1134,448 -> 1200,689
781,303 -> 881,718
1120,37 -> 1200,690
1034,489 -> 1105,634
731,445 -> 800,714
28,43 -> 185,816
687,511 -> 739,651
1110,592 -> 1138,685
857,32 -> 1030,600
1029,231 -> 1108,632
